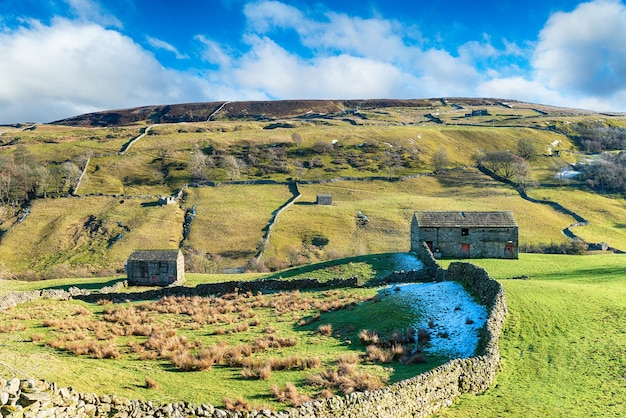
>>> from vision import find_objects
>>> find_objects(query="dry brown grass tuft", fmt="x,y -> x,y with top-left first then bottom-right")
316,324 -> 333,336
145,377 -> 159,389
0,322 -> 26,333
222,397 -> 251,412
241,363 -> 272,380
306,362 -> 387,395
170,348 -> 216,371
72,306 -> 91,316
358,329 -> 379,346
270,382 -> 311,406
267,355 -> 321,371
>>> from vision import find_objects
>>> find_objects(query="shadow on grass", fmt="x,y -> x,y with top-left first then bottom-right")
291,288 -> 449,384
262,253 -> 411,286
42,277 -> 126,291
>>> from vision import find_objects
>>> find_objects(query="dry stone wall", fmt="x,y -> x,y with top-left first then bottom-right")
0,252 -> 507,417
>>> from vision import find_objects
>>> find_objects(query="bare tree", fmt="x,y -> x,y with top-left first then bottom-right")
382,150 -> 403,179
189,146 -> 212,181
312,141 -> 333,154
431,147 -> 450,173
292,132 -> 303,147
222,155 -> 246,180
482,150 -> 526,180
517,138 -> 537,161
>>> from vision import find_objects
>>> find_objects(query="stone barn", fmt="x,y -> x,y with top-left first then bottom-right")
316,194 -> 332,205
411,211 -> 518,259
126,249 -> 185,286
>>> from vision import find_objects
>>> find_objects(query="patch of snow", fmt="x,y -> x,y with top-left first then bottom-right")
388,282 -> 487,358
390,253 -> 424,271
556,170 -> 580,179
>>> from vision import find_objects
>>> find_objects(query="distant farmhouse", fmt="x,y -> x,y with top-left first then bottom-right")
465,109 -> 489,117
126,249 -> 185,286
411,211 -> 518,259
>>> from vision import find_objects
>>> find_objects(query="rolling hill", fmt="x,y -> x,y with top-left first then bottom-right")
0,98 -> 625,277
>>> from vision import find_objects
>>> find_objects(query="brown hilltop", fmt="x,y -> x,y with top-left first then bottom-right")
49,97 -> 598,127
50,99 -> 443,127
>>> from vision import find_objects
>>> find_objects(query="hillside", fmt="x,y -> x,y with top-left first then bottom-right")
1,98 -> 626,277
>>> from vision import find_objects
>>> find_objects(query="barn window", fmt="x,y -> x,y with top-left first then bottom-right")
461,228 -> 469,236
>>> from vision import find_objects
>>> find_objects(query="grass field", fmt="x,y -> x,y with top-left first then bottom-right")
264,170 -> 574,269
0,285 -> 445,410
0,196 -> 183,275
1,253 -> 623,415
436,254 -> 626,417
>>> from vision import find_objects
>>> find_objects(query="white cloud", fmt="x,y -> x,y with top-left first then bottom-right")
243,1 -> 305,33
4,0 -> 626,123
244,1 -> 413,62
63,0 -> 122,28
533,0 -> 626,98
222,35 -> 407,99
196,35 -> 233,68
146,35 -> 189,59
0,19 -> 208,123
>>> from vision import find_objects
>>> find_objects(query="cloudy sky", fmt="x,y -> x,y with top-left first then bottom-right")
1,0 -> 626,123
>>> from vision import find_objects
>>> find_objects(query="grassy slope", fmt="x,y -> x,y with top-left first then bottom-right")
528,187 -> 626,251
265,170 -> 573,267
436,254 -> 626,417
183,184 -> 294,269
0,196 -> 183,272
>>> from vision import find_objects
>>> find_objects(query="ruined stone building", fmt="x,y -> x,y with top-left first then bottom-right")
126,249 -> 185,286
411,211 -> 518,259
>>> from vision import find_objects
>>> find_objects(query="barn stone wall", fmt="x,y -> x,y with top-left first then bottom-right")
0,257 -> 507,418
412,224 -> 518,259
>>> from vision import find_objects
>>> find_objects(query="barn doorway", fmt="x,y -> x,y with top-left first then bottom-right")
461,243 -> 470,258
504,242 -> 515,258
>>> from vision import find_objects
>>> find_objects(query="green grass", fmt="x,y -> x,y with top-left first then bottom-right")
0,196 -> 183,274
264,171 -> 573,269
528,187 -> 626,251
0,287 -> 439,410
183,184 -> 294,270
436,254 -> 626,417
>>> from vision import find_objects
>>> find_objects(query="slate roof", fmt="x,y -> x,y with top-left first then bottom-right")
414,211 -> 517,228
128,249 -> 181,262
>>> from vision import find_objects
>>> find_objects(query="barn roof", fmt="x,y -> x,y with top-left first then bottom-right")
128,249 -> 181,262
414,211 -> 517,228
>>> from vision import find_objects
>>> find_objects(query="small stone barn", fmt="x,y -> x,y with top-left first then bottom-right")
411,211 -> 518,259
316,194 -> 332,205
126,249 -> 185,286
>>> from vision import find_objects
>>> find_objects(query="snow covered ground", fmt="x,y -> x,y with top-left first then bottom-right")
387,282 -> 487,358
389,252 -> 424,271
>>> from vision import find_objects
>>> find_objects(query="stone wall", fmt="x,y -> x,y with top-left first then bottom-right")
0,257 -> 507,418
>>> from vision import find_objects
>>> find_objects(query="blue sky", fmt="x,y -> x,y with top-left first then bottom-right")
1,0 -> 626,123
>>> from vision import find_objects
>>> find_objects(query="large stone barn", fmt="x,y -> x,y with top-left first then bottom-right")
411,211 -> 518,259
126,249 -> 185,286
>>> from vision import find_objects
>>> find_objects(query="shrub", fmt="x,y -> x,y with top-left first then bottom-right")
145,377 -> 159,389
417,328 -> 431,343
358,329 -> 379,346
270,382 -> 311,406
316,324 -> 333,336
222,397 -> 250,412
